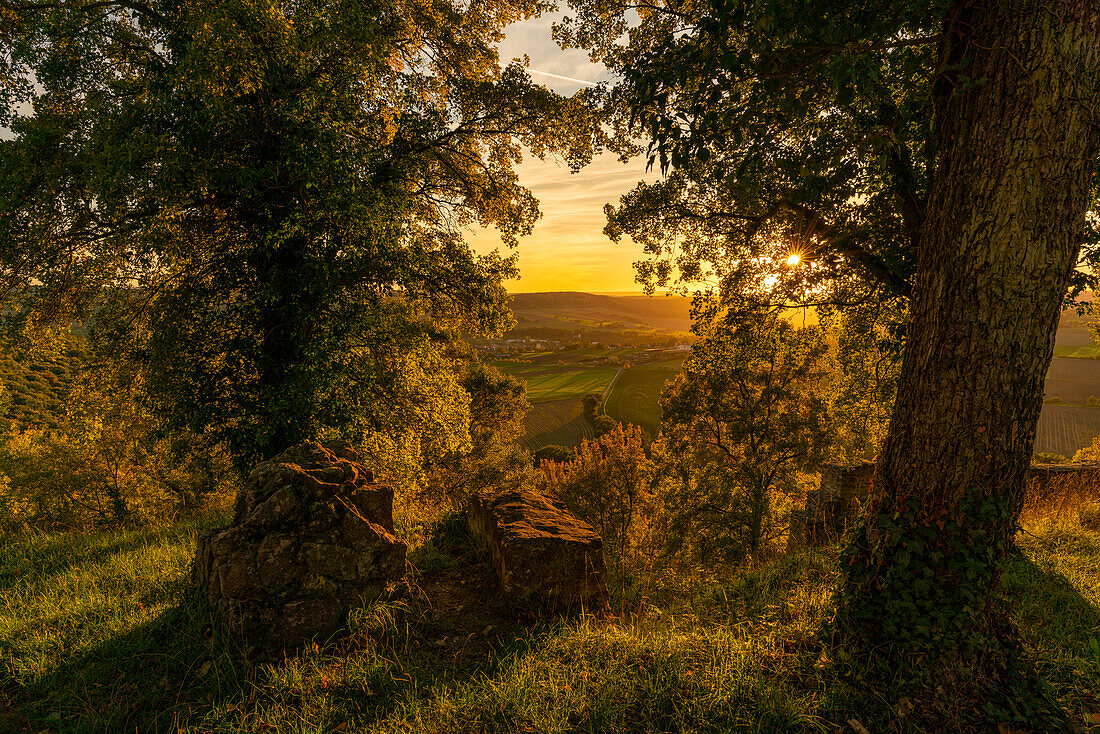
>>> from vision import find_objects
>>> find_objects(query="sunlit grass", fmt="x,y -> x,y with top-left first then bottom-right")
2,513 -> 1098,733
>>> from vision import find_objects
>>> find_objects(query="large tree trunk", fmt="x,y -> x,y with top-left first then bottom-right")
834,0 -> 1100,726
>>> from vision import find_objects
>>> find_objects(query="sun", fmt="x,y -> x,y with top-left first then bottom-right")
785,253 -> 801,267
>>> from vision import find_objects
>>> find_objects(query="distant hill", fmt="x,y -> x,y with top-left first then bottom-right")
508,292 -> 693,334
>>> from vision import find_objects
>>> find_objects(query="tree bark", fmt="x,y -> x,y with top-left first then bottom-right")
833,0 -> 1100,726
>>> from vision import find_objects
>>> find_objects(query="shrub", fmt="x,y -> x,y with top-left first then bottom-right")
592,414 -> 617,437
539,423 -> 655,575
534,444 -> 572,465
582,391 -> 603,419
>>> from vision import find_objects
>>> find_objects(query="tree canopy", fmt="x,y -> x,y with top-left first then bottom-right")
0,0 -> 602,468
557,0 -> 1099,316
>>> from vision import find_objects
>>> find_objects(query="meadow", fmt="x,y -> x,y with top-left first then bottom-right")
602,358 -> 686,437
494,363 -> 618,404
2,511 -> 1097,733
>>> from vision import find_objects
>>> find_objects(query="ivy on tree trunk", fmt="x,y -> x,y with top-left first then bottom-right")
831,2 -> 1100,726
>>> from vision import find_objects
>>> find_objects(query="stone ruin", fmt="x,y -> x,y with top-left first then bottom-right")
1026,461 -> 1100,489
193,442 -> 407,655
468,489 -> 608,613
788,459 -> 1100,550
193,440 -> 612,653
788,461 -> 876,550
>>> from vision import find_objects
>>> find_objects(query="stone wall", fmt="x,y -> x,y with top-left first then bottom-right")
193,442 -> 407,656
788,460 -> 1100,550
468,489 -> 608,613
788,461 -> 875,550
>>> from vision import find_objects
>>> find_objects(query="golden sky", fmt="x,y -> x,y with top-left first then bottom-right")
467,152 -> 654,294
466,15 -> 654,294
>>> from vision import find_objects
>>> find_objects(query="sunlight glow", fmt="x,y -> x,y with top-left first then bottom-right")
786,253 -> 801,267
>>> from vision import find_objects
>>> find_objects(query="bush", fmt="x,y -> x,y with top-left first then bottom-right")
582,391 -> 603,419
534,444 -> 572,465
539,424 -> 655,575
592,414 -> 617,437
0,365 -> 237,532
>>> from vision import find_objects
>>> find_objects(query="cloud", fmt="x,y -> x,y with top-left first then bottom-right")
469,150 -> 656,293
468,13 -> 661,293
496,14 -> 610,94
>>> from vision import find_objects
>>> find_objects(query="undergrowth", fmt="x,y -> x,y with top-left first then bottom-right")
1,511 -> 1097,733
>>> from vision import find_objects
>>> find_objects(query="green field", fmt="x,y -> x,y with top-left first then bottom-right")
1053,327 -> 1100,358
495,363 -> 618,403
521,399 -> 594,450
603,358 -> 686,436
1054,344 -> 1100,359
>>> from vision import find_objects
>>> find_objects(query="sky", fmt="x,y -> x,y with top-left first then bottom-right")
0,14 -> 650,294
466,15 -> 654,294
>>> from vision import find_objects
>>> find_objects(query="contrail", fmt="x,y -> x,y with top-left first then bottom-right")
526,69 -> 598,86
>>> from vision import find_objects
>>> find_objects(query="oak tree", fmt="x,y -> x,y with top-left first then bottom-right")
658,314 -> 829,562
562,0 -> 1100,723
0,0 -> 600,472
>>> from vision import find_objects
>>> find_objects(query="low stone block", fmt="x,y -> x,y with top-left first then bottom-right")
193,442 -> 407,656
467,489 -> 608,613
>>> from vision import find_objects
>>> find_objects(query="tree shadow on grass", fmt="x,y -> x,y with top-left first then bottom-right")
0,518 -> 223,594
1002,546 -> 1100,719
3,513 -> 557,733
2,587 -> 240,734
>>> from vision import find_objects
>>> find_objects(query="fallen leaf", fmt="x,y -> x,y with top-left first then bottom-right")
848,719 -> 870,734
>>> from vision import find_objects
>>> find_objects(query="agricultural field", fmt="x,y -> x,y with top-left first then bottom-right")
1053,326 -> 1100,358
520,399 -> 594,451
503,324 -> 1100,457
1042,357 -> 1100,406
1035,404 -> 1100,457
1034,339 -> 1100,455
602,358 -> 686,436
494,363 -> 617,403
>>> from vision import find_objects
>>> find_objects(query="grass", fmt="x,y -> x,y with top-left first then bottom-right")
2,513 -> 1099,733
603,358 -> 685,436
494,364 -> 618,404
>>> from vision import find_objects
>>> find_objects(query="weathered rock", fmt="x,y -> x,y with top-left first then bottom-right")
193,441 -> 406,655
788,461 -> 875,550
467,489 -> 608,613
